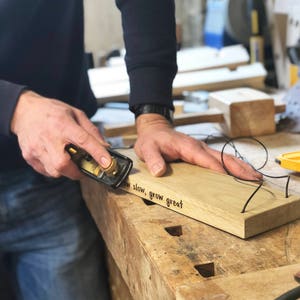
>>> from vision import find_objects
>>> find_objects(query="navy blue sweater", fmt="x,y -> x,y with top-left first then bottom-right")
0,0 -> 177,169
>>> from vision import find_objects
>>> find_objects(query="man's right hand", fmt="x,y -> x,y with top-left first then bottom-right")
10,90 -> 111,179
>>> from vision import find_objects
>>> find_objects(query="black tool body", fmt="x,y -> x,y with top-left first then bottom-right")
66,144 -> 133,188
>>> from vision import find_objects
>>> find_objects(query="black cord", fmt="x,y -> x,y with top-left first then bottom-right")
274,285 -> 300,300
240,181 -> 264,213
188,134 -> 291,213
219,136 -> 291,213
220,136 -> 268,174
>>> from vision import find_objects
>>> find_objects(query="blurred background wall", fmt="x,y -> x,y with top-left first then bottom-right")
84,0 -> 206,66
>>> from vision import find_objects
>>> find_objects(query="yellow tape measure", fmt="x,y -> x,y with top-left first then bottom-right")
275,151 -> 300,172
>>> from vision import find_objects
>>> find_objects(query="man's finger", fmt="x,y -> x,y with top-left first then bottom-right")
207,147 -> 262,181
136,143 -> 167,177
73,109 -> 108,145
63,125 -> 112,170
174,139 -> 226,174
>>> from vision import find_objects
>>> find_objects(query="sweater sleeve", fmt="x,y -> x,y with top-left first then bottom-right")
115,0 -> 177,111
0,80 -> 27,137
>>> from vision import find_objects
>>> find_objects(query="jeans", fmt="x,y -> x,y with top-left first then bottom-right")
0,167 -> 110,300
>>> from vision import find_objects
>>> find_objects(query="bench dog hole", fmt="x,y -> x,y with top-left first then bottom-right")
194,262 -> 215,278
165,225 -> 183,237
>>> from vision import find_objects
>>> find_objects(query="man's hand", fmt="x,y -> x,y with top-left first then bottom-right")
11,90 -> 111,179
134,114 -> 262,181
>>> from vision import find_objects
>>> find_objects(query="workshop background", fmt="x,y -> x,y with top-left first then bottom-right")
83,0 -> 290,89
3,0 -> 300,299
84,0 -> 206,65
83,0 -> 300,298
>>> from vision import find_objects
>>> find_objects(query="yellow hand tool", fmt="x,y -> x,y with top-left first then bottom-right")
275,151 -> 300,172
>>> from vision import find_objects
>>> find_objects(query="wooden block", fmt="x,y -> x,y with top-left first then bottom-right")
118,149 -> 300,239
209,88 -> 276,137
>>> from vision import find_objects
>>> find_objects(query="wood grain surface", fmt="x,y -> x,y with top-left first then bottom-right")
117,146 -> 300,239
81,132 -> 300,299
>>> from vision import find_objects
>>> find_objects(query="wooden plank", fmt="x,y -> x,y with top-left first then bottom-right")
103,108 -> 224,137
88,44 -> 250,85
172,63 -> 266,95
176,45 -> 249,73
275,101 -> 286,113
116,147 -> 300,239
91,63 -> 267,103
102,101 -> 285,137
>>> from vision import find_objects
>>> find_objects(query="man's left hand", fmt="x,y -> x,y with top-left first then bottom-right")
134,114 -> 262,181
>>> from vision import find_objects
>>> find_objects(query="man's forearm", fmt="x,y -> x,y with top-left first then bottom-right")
116,0 -> 178,109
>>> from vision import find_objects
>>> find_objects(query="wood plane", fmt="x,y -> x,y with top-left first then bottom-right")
117,148 -> 300,239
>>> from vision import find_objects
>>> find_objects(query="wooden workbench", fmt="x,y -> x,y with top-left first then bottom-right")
81,132 -> 300,300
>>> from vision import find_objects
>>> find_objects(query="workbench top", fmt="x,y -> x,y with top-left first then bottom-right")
81,132 -> 300,300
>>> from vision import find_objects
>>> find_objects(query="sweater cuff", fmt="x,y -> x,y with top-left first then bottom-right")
128,67 -> 175,112
0,80 -> 27,136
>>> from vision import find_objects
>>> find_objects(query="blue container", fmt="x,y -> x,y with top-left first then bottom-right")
204,0 -> 229,49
